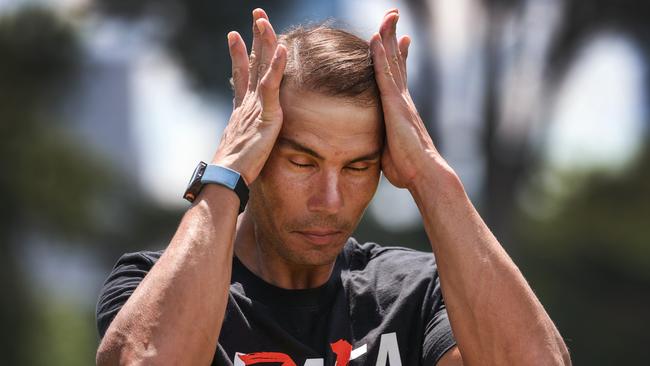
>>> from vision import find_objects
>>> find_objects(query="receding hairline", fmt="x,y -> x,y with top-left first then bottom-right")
276,23 -> 380,107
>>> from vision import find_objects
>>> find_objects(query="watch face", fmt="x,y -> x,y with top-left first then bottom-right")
184,161 -> 207,202
188,161 -> 206,186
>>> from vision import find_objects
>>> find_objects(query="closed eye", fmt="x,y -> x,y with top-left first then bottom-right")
346,166 -> 369,172
291,160 -> 313,168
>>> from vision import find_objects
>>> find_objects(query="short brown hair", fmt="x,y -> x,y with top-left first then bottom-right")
278,24 -> 379,106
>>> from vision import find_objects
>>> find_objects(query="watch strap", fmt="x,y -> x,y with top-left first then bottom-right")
183,162 -> 249,214
201,164 -> 249,213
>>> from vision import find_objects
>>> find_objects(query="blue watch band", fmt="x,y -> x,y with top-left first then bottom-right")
201,164 -> 249,213
201,165 -> 241,190
183,161 -> 249,213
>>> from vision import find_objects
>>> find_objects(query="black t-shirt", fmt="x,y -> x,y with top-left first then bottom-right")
96,238 -> 456,365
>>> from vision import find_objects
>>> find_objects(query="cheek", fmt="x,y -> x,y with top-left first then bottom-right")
342,173 -> 381,210
254,162 -> 308,214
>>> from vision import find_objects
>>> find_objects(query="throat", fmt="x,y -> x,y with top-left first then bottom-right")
234,214 -> 336,289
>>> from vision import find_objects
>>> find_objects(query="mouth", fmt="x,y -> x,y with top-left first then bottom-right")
294,229 -> 342,245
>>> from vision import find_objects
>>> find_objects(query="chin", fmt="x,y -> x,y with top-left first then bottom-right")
280,236 -> 347,267
294,251 -> 339,267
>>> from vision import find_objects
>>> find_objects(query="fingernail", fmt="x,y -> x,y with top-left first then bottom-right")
256,18 -> 266,34
386,8 -> 399,16
227,32 -> 237,47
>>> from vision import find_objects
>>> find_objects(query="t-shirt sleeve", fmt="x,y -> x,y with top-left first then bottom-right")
95,251 -> 161,338
422,268 -> 457,365
422,304 -> 456,364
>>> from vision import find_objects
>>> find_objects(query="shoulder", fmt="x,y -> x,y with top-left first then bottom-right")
340,238 -> 445,329
96,249 -> 164,338
113,250 -> 164,269
341,237 -> 440,298
100,249 -> 164,289
343,237 -> 437,272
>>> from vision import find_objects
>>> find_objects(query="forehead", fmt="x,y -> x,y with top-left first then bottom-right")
278,86 -> 383,156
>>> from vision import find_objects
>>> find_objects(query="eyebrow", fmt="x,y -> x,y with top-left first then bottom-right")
278,137 -> 324,159
277,137 -> 381,164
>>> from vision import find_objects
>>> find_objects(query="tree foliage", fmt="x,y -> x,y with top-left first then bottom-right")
516,146 -> 650,364
0,7 -> 180,364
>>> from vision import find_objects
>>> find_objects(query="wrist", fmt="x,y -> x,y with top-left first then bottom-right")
194,184 -> 241,212
210,154 -> 245,180
184,161 -> 249,213
407,157 -> 465,203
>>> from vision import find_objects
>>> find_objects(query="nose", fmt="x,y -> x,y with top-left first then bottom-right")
307,169 -> 344,215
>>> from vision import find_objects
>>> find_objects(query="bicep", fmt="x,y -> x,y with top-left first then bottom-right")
436,346 -> 463,366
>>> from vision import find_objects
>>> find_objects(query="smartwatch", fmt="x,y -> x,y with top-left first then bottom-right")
183,161 -> 249,213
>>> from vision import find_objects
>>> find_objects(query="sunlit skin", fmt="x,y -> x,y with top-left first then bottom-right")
234,86 -> 383,289
96,8 -> 569,366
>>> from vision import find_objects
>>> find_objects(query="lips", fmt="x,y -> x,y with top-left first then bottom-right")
295,229 -> 342,245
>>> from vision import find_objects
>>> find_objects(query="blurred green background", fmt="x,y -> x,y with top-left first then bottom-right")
1,0 -> 648,364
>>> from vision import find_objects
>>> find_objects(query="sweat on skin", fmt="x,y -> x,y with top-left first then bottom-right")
95,7 -> 571,366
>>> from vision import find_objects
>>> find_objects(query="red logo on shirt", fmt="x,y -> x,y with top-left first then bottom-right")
235,332 -> 402,366
239,352 -> 298,366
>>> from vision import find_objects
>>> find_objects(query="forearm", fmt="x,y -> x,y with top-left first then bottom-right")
410,161 -> 570,365
97,185 -> 240,365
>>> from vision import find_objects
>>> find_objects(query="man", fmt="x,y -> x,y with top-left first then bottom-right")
96,8 -> 571,366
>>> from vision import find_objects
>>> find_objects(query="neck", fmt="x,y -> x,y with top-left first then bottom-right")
234,212 -> 336,289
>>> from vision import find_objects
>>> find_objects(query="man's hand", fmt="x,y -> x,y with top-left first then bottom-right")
211,8 -> 287,185
370,10 -> 451,190
96,13 -> 287,364
371,10 -> 571,366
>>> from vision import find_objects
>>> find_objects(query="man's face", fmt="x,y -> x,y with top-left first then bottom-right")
248,86 -> 383,267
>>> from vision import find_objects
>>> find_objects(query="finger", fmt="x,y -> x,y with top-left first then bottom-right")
379,12 -> 405,90
370,33 -> 400,97
228,31 -> 249,108
398,35 -> 411,84
259,45 -> 287,119
384,8 -> 399,18
398,35 -> 410,61
254,18 -> 278,90
248,8 -> 269,91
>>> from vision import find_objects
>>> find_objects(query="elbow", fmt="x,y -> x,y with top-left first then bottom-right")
548,348 -> 572,366
559,343 -> 572,366
526,342 -> 572,366
529,321 -> 572,366
96,329 -> 211,366
96,329 -> 148,366
552,330 -> 572,366
96,335 -> 124,366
